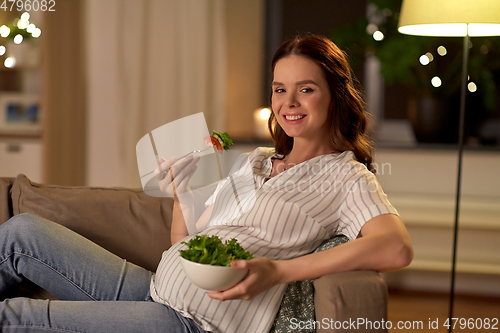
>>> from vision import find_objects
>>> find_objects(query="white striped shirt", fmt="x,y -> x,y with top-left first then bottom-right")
150,147 -> 399,332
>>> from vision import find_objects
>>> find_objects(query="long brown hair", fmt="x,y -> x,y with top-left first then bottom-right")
268,34 -> 375,172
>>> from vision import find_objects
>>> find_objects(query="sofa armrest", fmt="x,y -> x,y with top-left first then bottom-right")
314,271 -> 388,333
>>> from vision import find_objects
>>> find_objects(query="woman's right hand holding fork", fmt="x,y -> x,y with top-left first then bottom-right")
154,154 -> 200,198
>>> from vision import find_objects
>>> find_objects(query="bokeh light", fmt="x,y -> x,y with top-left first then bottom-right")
431,76 -> 442,87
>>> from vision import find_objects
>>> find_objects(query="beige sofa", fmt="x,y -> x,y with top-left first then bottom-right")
0,174 -> 388,332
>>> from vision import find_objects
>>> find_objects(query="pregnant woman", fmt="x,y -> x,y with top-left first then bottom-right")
0,34 -> 412,333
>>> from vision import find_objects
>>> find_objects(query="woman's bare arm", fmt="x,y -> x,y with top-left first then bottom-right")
276,213 -> 413,282
171,198 -> 190,245
171,202 -> 214,245
195,204 -> 214,232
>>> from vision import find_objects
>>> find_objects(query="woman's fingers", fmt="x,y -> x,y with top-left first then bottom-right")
172,158 -> 199,192
156,155 -> 200,194
207,258 -> 280,301
155,154 -> 197,181
154,156 -> 177,182
171,155 -> 199,181
175,164 -> 198,193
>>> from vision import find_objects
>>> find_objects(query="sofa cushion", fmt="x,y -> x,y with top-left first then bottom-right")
10,174 -> 174,272
0,178 -> 15,224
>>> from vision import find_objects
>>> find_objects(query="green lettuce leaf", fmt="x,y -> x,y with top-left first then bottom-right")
212,130 -> 234,150
180,235 -> 253,266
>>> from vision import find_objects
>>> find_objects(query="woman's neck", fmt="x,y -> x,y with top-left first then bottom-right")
285,138 -> 337,164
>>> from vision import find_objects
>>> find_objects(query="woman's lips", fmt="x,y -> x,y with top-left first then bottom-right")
283,114 -> 306,124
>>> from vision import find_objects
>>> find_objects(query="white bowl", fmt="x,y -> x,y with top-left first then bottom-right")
180,256 -> 248,292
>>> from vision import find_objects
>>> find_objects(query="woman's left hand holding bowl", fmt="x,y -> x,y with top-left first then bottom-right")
207,258 -> 284,301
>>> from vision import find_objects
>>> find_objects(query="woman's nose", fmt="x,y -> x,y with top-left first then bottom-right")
285,93 -> 299,107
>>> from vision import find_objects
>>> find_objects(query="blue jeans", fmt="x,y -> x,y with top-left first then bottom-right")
0,213 -> 209,332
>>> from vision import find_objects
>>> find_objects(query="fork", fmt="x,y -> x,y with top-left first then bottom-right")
177,146 -> 212,160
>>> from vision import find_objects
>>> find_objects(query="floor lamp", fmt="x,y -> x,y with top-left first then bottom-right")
397,0 -> 500,331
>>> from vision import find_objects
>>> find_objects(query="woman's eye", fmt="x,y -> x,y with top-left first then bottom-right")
300,87 -> 313,93
274,88 -> 285,93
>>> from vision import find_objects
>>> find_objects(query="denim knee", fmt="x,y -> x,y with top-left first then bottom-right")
1,213 -> 47,242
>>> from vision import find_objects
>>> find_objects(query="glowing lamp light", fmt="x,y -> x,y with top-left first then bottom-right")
13,34 -> 23,44
373,31 -> 385,41
4,57 -> 15,68
419,55 -> 430,65
468,82 -> 477,92
437,46 -> 447,56
0,46 -> 5,56
17,19 -> 28,29
259,108 -> 271,120
27,24 -> 36,33
431,76 -> 442,87
0,25 -> 10,38
32,28 -> 42,38
398,0 -> 500,37
254,108 -> 272,139
20,12 -> 30,21
399,22 -> 500,37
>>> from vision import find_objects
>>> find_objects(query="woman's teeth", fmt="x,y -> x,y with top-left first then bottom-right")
285,115 -> 305,120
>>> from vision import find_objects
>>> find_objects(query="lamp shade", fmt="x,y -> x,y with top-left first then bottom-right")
398,0 -> 500,36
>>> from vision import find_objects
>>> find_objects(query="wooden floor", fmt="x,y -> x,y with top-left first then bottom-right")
387,290 -> 500,332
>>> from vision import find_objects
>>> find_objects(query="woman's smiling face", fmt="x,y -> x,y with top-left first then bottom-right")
271,55 -> 332,143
